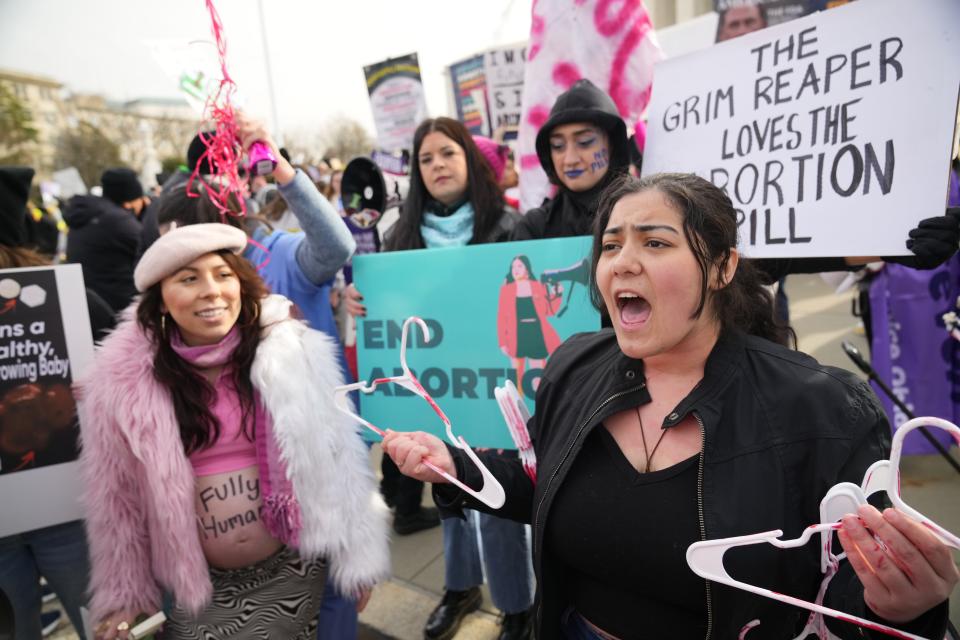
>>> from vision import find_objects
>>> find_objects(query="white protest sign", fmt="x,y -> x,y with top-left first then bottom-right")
644,0 -> 960,257
484,44 -> 527,134
51,167 -> 87,200
0,265 -> 93,536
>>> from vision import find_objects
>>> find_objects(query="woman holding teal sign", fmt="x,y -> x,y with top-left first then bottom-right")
347,118 -> 536,640
383,173 -> 955,639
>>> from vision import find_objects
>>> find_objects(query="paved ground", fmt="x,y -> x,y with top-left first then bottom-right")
44,274 -> 960,639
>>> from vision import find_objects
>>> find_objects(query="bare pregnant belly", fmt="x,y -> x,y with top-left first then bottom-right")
194,465 -> 284,569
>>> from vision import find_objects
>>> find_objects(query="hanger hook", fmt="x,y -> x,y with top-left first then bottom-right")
400,316 -> 431,375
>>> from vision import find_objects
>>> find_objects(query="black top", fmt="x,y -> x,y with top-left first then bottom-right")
547,426 -> 706,639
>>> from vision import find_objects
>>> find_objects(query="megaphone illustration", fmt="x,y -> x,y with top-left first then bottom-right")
341,156 -> 407,229
540,257 -> 591,317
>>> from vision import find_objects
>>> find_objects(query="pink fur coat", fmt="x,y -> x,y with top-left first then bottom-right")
76,295 -> 389,621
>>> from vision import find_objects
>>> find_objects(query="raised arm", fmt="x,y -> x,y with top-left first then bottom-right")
237,115 -> 356,285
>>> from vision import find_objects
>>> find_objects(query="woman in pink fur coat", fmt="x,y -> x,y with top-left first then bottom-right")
77,223 -> 389,639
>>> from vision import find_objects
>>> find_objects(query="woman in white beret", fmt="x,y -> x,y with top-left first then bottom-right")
77,223 -> 389,639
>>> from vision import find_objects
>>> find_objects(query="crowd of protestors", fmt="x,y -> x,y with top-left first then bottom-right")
3,11 -> 960,640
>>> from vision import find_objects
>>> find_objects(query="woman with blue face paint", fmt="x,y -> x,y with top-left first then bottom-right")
511,79 -> 631,241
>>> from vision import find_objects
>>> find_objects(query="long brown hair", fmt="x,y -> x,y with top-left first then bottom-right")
0,245 -> 49,269
136,250 -> 270,454
590,173 -> 793,347
385,117 -> 505,251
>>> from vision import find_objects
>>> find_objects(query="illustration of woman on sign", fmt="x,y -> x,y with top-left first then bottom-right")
497,255 -> 561,393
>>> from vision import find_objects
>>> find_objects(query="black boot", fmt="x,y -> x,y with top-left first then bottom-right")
393,506 -> 440,535
423,586 -> 482,640
497,608 -> 532,640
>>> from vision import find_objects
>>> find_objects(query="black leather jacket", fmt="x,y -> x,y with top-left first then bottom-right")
437,329 -> 948,639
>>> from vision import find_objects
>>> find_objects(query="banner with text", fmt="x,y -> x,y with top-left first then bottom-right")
484,44 -> 527,136
364,53 -> 428,154
449,55 -> 491,136
354,237 -> 599,448
0,265 -> 94,536
714,0 -> 815,43
644,0 -> 960,258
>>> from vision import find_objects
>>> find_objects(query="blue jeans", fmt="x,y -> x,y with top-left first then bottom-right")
0,520 -> 90,640
443,511 -> 533,614
316,580 -> 356,640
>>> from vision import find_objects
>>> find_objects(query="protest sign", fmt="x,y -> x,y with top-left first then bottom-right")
517,0 -> 663,211
0,265 -> 93,536
51,167 -> 87,200
714,0 -> 815,42
364,53 -> 429,154
484,44 -> 526,136
449,55 -> 491,136
644,0 -> 960,258
353,237 -> 599,448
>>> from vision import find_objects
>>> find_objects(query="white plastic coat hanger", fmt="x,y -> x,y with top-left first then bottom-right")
859,417 -> 960,548
333,316 -> 505,509
687,416 -> 960,640
686,524 -> 930,640
494,380 -> 537,483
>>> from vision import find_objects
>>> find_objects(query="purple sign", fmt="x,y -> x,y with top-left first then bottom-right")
868,170 -> 960,454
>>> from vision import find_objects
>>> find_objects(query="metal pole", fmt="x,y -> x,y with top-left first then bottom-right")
257,0 -> 282,144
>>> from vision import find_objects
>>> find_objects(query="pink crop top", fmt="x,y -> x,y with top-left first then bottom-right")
189,373 -> 261,477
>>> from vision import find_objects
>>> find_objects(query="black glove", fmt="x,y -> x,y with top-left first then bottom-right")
884,207 -> 960,269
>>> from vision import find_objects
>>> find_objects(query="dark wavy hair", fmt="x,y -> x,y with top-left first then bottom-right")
504,254 -> 536,283
384,117 -> 504,251
156,180 -> 269,235
589,173 -> 793,346
136,250 -> 269,454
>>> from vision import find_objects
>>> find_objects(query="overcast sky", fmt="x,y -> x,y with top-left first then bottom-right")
0,0 -> 531,137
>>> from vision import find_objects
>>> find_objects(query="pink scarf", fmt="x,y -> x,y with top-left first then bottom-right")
170,327 -> 302,546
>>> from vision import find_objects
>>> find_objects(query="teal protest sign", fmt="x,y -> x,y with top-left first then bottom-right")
353,236 -> 600,448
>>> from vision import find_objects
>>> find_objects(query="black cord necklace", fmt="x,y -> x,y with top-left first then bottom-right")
636,406 -> 668,473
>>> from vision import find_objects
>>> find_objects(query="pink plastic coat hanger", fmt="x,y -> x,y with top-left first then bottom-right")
333,316 -> 505,509
494,380 -> 537,483
686,416 -> 960,640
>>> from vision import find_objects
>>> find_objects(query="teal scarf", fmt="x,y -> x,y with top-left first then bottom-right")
420,201 -> 475,248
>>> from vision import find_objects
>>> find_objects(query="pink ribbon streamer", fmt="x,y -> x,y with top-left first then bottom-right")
188,0 -> 248,220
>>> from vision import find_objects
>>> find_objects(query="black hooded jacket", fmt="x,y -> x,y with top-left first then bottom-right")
64,195 -> 141,312
512,79 -> 630,241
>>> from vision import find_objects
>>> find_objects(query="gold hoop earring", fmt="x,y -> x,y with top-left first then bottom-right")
240,300 -> 260,328
160,314 -> 167,336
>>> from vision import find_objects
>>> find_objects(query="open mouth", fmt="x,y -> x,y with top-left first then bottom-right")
616,293 -> 651,327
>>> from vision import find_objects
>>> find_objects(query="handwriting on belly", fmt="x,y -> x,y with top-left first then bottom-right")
198,509 -> 263,539
197,473 -> 263,540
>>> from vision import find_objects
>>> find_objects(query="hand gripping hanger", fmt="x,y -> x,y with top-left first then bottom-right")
859,416 -> 960,548
494,380 -> 537,483
687,416 -> 960,640
333,316 -> 506,509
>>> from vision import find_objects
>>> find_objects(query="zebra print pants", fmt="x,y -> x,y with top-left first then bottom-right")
163,547 -> 326,639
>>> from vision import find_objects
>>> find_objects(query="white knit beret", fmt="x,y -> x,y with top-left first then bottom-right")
134,223 -> 248,291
